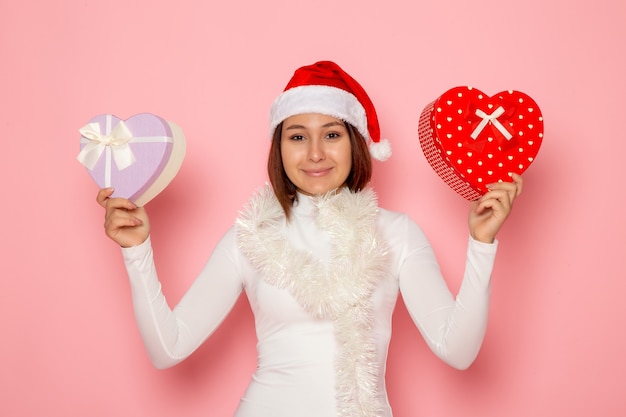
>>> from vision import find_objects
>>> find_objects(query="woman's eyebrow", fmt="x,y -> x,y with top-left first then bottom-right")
284,121 -> 344,130
323,121 -> 344,128
284,124 -> 306,130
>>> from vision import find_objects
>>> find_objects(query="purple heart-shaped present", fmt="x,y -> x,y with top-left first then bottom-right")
78,113 -> 186,205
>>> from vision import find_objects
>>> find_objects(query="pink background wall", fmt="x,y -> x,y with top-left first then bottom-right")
1,0 -> 624,416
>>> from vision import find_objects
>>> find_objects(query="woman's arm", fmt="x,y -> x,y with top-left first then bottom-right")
398,175 -> 522,369
398,232 -> 496,370
122,230 -> 244,369
97,188 -> 244,369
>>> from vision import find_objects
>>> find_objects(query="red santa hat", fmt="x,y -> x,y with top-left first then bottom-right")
269,61 -> 391,161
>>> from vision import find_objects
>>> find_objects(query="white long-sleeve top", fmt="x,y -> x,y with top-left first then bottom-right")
122,189 -> 497,417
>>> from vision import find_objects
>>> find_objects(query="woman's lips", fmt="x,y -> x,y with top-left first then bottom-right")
303,167 -> 332,177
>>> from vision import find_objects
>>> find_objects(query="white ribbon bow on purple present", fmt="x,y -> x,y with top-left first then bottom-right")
77,120 -> 136,171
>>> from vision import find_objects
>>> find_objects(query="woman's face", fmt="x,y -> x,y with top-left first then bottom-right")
280,113 -> 352,196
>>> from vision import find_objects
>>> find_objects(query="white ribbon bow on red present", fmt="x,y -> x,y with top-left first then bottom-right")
470,106 -> 514,141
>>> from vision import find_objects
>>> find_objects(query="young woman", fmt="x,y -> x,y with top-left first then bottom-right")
97,61 -> 522,417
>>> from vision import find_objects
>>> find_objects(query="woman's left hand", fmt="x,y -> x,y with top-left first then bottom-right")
468,173 -> 523,243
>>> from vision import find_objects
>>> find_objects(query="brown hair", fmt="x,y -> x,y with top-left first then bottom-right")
267,122 -> 372,219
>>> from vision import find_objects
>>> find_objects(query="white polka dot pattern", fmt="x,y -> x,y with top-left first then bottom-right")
418,87 -> 543,200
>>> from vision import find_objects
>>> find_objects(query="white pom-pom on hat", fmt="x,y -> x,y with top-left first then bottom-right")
270,61 -> 391,161
369,138 -> 392,161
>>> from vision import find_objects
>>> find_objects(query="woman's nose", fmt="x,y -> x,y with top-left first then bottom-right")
307,138 -> 325,162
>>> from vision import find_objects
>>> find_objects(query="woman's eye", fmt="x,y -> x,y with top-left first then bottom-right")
289,135 -> 305,141
326,132 -> 341,139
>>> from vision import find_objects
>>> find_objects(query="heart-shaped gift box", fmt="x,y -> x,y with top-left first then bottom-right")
78,113 -> 186,206
418,87 -> 543,200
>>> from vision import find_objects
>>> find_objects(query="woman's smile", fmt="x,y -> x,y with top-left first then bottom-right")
303,167 -> 332,176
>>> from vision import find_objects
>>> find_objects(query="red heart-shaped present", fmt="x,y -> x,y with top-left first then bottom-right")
77,113 -> 186,206
418,87 -> 543,200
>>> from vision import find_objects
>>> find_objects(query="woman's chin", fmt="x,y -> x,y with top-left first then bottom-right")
297,184 -> 346,196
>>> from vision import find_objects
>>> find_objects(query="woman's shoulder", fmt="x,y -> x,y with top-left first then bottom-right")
376,206 -> 430,249
376,206 -> 412,228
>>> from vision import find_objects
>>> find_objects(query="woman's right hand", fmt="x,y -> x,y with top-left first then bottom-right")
97,188 -> 150,248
